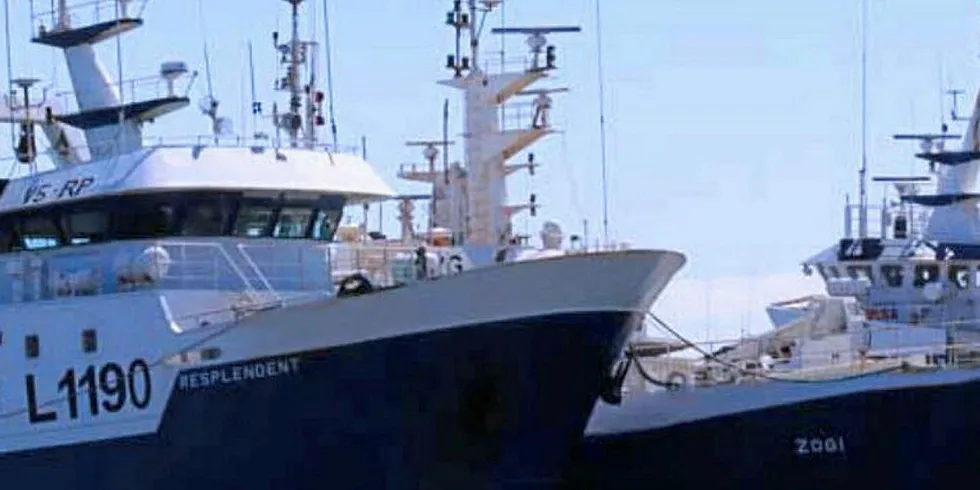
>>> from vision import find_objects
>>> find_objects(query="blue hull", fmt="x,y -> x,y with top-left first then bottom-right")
563,373 -> 980,490
2,311 -> 634,489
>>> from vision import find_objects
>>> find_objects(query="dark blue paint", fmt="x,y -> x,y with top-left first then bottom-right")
56,97 -> 191,129
914,150 -> 980,165
902,193 -> 980,206
563,376 -> 980,490
32,19 -> 144,48
0,311 -> 634,489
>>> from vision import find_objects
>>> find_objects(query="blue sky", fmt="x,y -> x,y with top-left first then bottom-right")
2,0 -> 980,341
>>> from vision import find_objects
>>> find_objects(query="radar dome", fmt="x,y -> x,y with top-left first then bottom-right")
159,61 -> 189,80
540,221 -> 563,250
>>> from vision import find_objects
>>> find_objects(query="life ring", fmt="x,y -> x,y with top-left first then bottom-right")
336,273 -> 375,298
447,254 -> 464,274
711,366 -> 738,385
666,371 -> 688,388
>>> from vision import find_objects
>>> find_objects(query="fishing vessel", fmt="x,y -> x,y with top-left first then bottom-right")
562,71 -> 980,490
0,1 -> 685,488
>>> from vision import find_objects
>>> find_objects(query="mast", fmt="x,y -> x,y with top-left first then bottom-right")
858,0 -> 869,238
431,0 -> 580,249
273,0 -> 325,150
0,0 -> 193,166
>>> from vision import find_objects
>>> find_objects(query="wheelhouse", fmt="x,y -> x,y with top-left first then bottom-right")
0,189 -> 347,254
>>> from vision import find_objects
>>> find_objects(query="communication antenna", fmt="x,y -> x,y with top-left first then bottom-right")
248,41 -> 266,140
516,87 -> 569,97
273,0 -> 325,150
858,0 -> 869,238
445,0 -> 472,79
442,98 -> 450,185
198,0 -> 230,143
407,139 -> 456,231
595,0 -> 610,245
273,0 -> 303,148
948,89 -> 970,122
4,0 -> 15,160
322,0 -> 338,148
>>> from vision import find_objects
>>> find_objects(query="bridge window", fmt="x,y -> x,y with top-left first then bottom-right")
81,328 -> 97,353
881,264 -> 904,288
62,210 -> 109,245
815,265 -> 828,280
949,263 -> 971,290
846,265 -> 874,285
115,201 -> 176,239
0,191 -> 348,255
0,219 -> 18,253
181,199 -> 227,237
274,207 -> 313,239
19,213 -> 61,250
234,204 -> 275,237
913,263 -> 940,288
311,208 -> 342,241
25,334 -> 39,359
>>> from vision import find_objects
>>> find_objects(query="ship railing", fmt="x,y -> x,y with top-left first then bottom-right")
634,318 -> 980,391
327,242 -> 460,289
861,302 -> 980,330
327,238 -> 641,290
843,202 -> 932,241
481,55 -> 534,76
2,86 -> 56,113
116,240 -> 281,304
233,241 -> 334,295
31,0 -> 151,35
146,135 -> 363,155
0,239 -> 292,305
0,134 -> 363,167
500,101 -> 541,131
48,72 -> 195,115
397,162 -> 441,179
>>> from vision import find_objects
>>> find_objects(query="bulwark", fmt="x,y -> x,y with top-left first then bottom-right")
178,357 -> 301,391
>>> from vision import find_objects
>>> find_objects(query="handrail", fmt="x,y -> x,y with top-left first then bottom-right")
234,243 -> 283,304
635,313 -> 980,391
0,134 -> 364,167
32,0 -> 151,25
156,240 -> 274,300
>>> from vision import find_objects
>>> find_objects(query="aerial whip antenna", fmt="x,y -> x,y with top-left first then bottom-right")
3,0 -> 15,166
198,0 -> 227,143
322,0 -> 338,148
443,98 -> 450,185
858,0 -> 869,238
248,41 -> 264,139
595,0 -> 610,246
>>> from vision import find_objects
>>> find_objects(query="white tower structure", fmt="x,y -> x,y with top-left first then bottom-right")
396,1 -> 579,260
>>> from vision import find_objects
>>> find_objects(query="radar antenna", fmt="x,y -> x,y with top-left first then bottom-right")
198,0 -> 230,143
490,26 -> 582,72
893,131 -> 963,172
